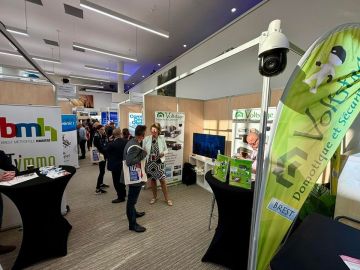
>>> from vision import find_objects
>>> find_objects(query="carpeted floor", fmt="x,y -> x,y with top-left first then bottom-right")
0,155 -> 226,270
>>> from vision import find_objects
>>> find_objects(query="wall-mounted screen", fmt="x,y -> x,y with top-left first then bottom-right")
193,133 -> 225,159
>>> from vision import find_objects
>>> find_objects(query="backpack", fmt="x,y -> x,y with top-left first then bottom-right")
182,162 -> 196,185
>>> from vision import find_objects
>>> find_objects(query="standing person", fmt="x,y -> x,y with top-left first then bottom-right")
143,123 -> 172,206
85,126 -> 91,151
78,123 -> 87,159
106,128 -> 127,203
121,125 -> 147,233
106,122 -> 115,137
246,130 -> 259,174
89,120 -> 99,148
0,150 -> 17,254
122,128 -> 134,141
93,125 -> 109,194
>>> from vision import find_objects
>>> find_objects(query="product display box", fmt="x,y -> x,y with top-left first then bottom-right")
213,154 -> 230,183
229,158 -> 252,189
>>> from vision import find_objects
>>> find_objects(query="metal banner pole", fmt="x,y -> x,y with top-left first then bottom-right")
247,76 -> 271,270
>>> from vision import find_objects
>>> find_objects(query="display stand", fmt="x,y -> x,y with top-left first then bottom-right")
189,154 -> 214,193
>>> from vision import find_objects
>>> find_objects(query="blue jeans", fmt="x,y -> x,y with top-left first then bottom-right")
126,185 -> 142,229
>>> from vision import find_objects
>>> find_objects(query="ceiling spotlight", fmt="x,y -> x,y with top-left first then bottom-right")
231,8 -> 237,13
142,75 -> 145,78
157,63 -> 161,66
84,64 -> 131,76
132,82 -> 135,85
79,0 -> 169,38
183,44 -> 187,48
73,42 -> 137,62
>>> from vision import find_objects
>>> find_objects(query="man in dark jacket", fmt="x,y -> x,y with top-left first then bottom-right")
106,128 -> 127,203
93,125 -> 109,194
121,125 -> 147,233
0,150 -> 18,254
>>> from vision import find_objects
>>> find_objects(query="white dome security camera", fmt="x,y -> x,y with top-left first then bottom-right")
258,19 -> 289,77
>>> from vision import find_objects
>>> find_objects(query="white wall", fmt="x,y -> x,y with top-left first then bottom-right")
131,0 -> 359,100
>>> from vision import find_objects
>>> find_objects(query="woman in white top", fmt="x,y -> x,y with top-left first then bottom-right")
143,123 -> 172,206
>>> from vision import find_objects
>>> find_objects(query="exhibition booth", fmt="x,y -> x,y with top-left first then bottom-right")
0,3 -> 360,269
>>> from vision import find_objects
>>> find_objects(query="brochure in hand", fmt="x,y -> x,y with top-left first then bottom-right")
229,158 -> 252,189
213,154 -> 230,183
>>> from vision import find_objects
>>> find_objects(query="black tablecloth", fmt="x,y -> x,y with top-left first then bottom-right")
202,171 -> 254,269
271,213 -> 360,270
0,165 -> 76,270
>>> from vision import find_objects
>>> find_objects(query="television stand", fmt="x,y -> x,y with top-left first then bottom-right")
189,154 -> 214,193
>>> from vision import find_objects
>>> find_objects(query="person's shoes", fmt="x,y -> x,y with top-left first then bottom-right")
136,211 -> 145,218
95,189 -> 107,194
0,245 -> 16,255
149,198 -> 157,204
112,198 -> 125,203
129,224 -> 146,233
100,184 -> 110,188
166,200 -> 173,206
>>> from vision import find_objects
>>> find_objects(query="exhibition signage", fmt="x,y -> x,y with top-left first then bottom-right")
109,111 -> 119,127
57,84 -> 77,98
257,23 -> 360,270
129,113 -> 143,136
213,154 -> 229,183
61,114 -> 79,168
0,104 -> 63,228
101,111 -> 109,126
232,107 -> 276,121
155,111 -> 185,183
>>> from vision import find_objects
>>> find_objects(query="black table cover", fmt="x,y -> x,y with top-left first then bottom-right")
202,171 -> 254,269
271,213 -> 360,270
0,165 -> 76,270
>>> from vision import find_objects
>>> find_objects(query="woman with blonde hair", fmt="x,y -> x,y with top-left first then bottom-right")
143,123 -> 172,206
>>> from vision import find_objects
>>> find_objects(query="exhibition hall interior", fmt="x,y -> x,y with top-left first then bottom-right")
0,0 -> 360,269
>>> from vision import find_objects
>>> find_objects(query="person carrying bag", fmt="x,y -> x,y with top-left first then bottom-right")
120,125 -> 148,233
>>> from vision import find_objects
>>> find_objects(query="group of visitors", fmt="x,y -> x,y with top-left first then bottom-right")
82,122 -> 172,233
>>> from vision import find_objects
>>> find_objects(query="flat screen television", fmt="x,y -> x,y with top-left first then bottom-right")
192,133 -> 226,159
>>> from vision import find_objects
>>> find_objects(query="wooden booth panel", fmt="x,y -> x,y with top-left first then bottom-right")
178,98 -> 204,162
0,80 -> 55,105
120,104 -> 143,130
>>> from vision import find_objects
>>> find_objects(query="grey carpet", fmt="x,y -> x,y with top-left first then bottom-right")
0,155 -> 226,270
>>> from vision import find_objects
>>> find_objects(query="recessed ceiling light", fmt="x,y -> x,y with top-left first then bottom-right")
157,63 -> 161,66
183,44 -> 187,48
132,82 -> 135,85
69,74 -> 111,82
231,8 -> 237,13
0,50 -> 60,64
73,42 -> 137,62
79,0 -> 169,38
6,26 -> 29,37
142,75 -> 145,78
73,83 -> 104,89
84,64 -> 131,76
0,50 -> 23,58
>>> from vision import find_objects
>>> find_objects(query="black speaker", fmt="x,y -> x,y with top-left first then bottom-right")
62,78 -> 69,84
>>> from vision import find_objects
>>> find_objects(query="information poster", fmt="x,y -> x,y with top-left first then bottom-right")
229,158 -> 252,189
109,111 -> 119,127
129,113 -> 143,136
231,107 -> 276,158
61,114 -> 79,168
0,104 -> 63,228
155,111 -> 185,183
101,111 -> 109,126
213,154 -> 230,182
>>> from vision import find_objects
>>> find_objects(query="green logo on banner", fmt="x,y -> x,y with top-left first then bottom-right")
257,23 -> 360,270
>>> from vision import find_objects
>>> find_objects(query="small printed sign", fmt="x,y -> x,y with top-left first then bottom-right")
267,198 -> 298,221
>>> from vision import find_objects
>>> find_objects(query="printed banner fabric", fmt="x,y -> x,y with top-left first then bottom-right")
257,23 -> 360,270
155,111 -> 185,183
61,114 -> 79,168
129,113 -> 143,136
